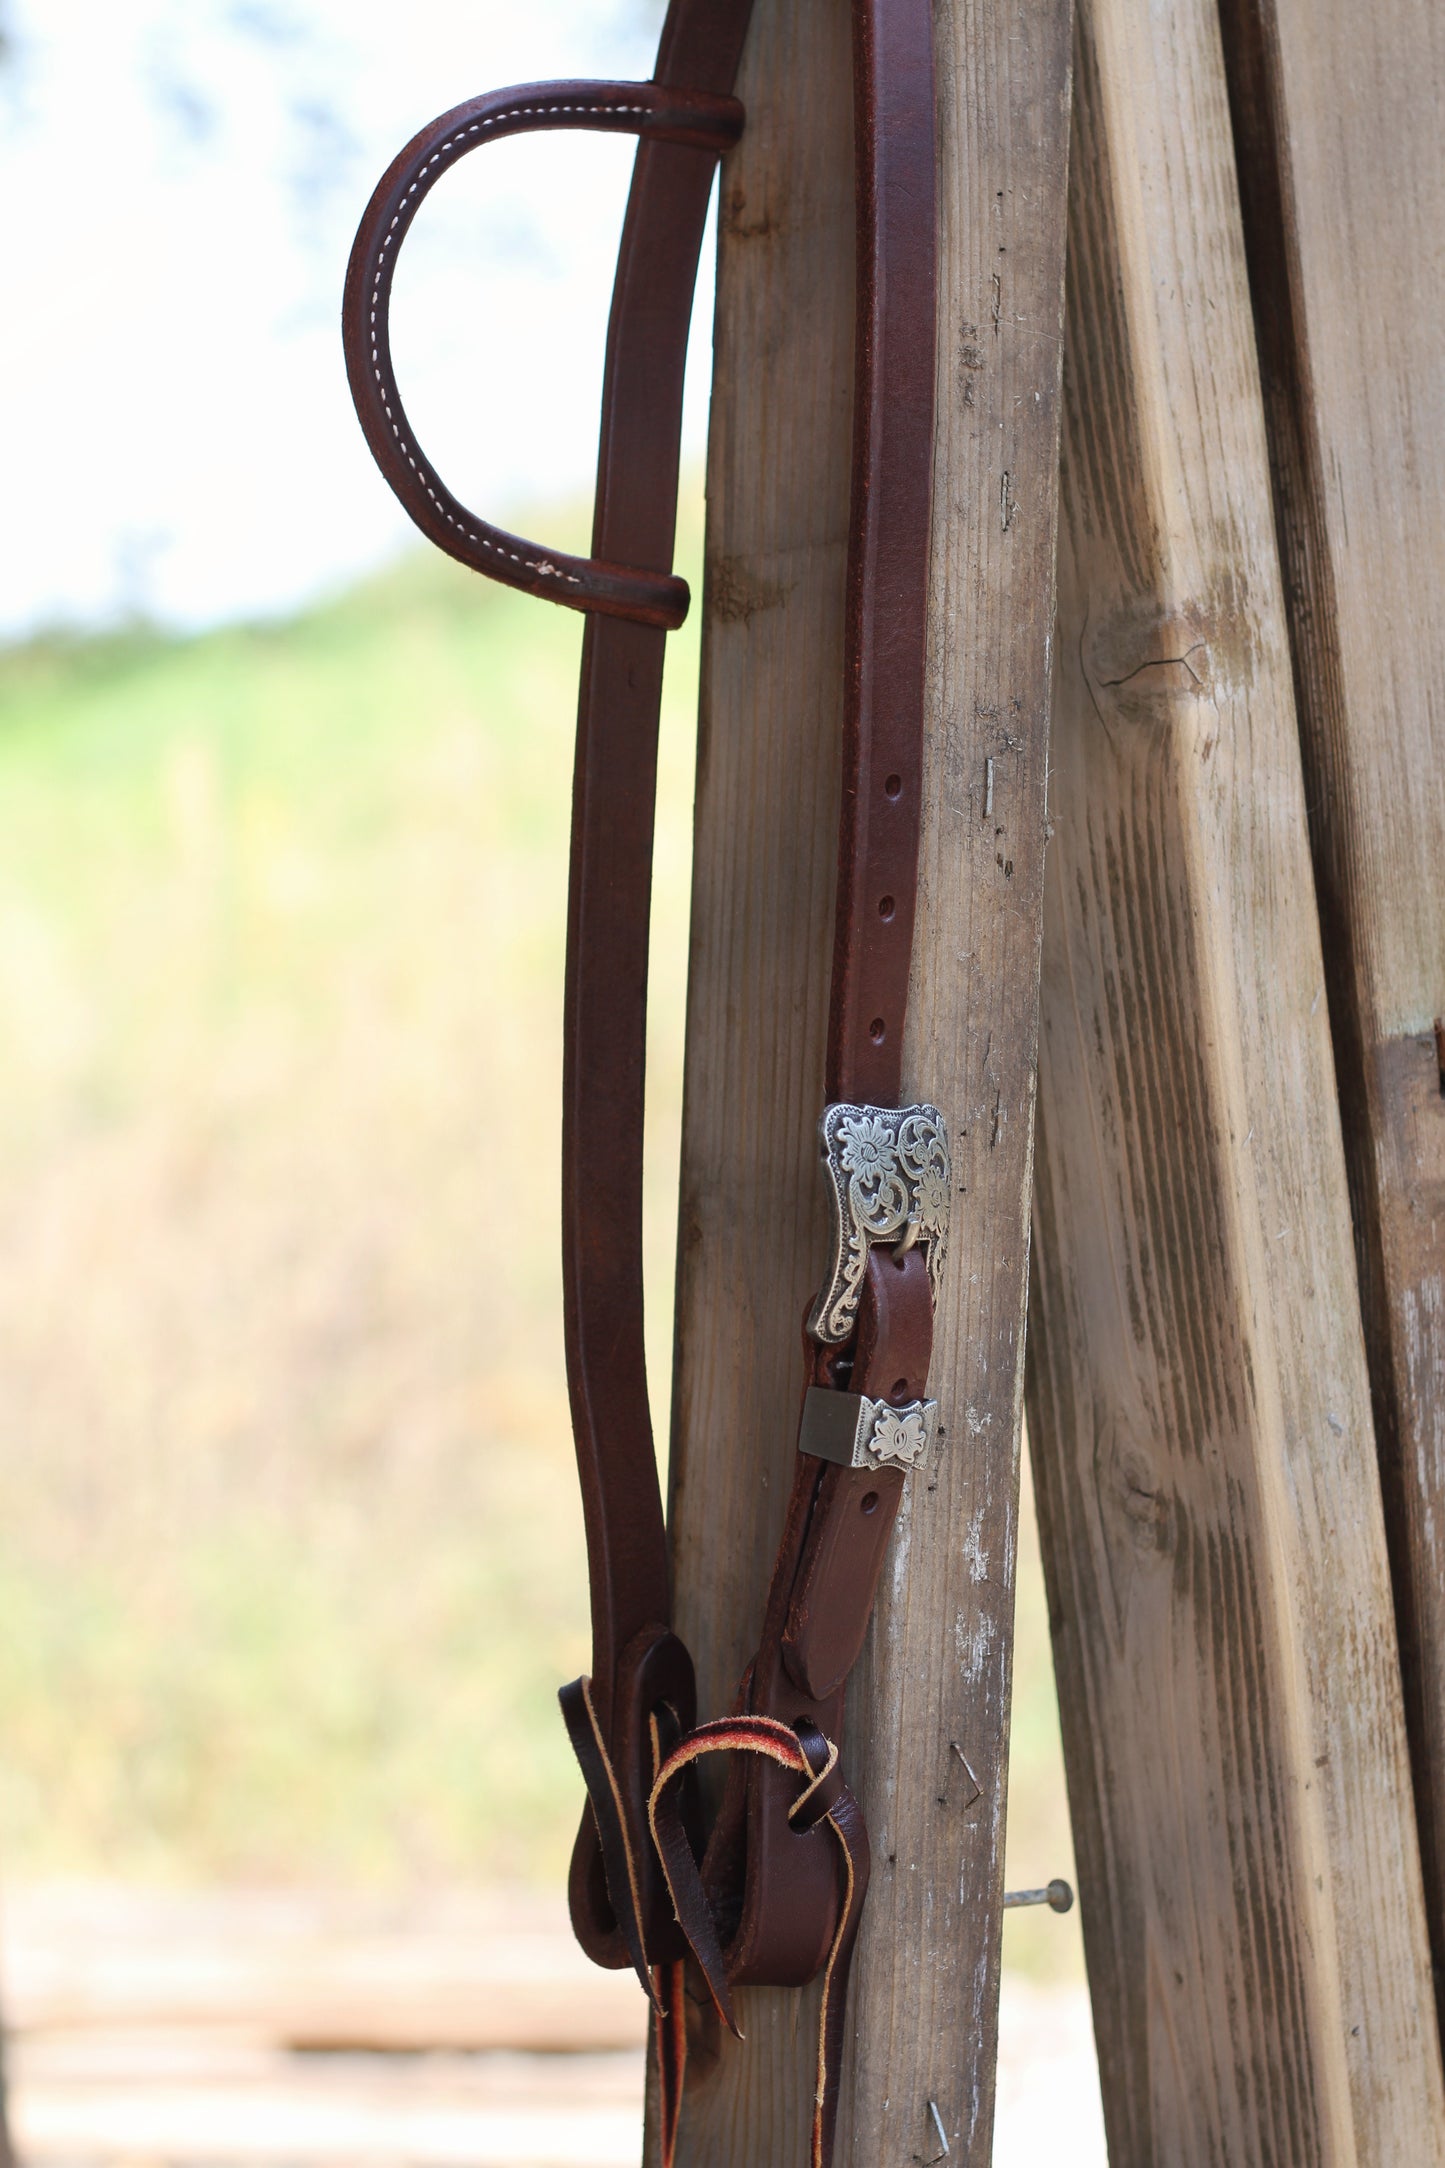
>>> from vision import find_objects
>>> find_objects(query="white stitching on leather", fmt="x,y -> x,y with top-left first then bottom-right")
367,98 -> 652,590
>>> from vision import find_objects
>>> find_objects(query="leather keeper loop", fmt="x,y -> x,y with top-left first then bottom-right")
788,1718 -> 847,1832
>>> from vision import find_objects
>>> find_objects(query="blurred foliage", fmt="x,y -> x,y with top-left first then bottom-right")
0,500 -> 648,1888
0,485 -> 1079,1976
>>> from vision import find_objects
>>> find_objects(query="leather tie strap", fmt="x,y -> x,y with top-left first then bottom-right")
343,1 -> 939,2158
649,1716 -> 868,2168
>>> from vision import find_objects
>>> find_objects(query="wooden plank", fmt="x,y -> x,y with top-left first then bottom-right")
0,1888 -> 1104,2166
661,0 -> 1072,2158
8,2040 -> 647,2168
0,1888 -> 644,2055
1217,0 -> 1445,2007
0,1987 -> 1109,2168
1022,0 -> 1445,2156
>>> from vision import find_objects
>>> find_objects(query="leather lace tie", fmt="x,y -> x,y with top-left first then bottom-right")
343,2 -> 941,2158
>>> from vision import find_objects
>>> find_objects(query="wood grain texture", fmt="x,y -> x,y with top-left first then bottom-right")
659,0 -> 1072,2159
1217,0 -> 1445,2010
1023,0 -> 1445,2158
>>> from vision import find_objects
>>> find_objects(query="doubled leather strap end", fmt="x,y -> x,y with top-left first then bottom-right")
560,1627 -> 699,1986
559,1674 -> 659,1998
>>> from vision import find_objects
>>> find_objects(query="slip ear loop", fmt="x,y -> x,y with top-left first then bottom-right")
648,1714 -> 871,2168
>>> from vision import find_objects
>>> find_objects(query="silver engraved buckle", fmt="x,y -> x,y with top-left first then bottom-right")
798,1385 -> 940,1472
807,1102 -> 951,1346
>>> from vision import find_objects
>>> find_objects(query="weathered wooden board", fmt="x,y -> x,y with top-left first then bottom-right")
1023,0 -> 1445,2156
0,1887 -> 643,2055
0,1886 -> 1105,2168
660,0 -> 1073,2159
1217,0 -> 1445,2009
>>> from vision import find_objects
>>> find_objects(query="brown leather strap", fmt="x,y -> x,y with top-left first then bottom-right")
555,0 -> 756,1972
344,0 -> 937,2152
652,1956 -> 689,2168
697,0 -> 940,1998
831,0 -> 939,1110
344,5 -> 758,1974
706,1246 -> 935,1987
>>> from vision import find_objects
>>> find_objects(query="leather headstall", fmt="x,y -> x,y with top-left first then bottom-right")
343,4 -> 940,2161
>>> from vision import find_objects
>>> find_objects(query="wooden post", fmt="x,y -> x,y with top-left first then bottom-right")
660,0 -> 1072,2159
1023,0 -> 1445,2156
1218,0 -> 1445,2016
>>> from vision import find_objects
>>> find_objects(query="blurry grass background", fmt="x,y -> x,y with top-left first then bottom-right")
0,481 -> 1078,1977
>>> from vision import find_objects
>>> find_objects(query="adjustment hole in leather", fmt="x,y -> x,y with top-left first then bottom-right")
868,1017 -> 886,1044
878,893 -> 895,921
860,1491 -> 880,1517
884,772 -> 903,799
891,1378 -> 909,1400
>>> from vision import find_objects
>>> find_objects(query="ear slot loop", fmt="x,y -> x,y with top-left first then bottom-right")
343,78 -> 741,626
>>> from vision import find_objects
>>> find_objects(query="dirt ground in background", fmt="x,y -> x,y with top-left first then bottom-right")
0,1884 -> 1104,2167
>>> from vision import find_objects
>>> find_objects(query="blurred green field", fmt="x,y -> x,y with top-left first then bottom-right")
0,491 -> 1078,1973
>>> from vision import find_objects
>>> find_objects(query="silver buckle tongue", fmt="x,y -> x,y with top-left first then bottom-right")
799,1385 -> 939,1472
807,1102 -> 951,1346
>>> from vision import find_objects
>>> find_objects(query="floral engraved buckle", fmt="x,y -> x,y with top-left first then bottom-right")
807,1102 -> 950,1346
798,1386 -> 939,1472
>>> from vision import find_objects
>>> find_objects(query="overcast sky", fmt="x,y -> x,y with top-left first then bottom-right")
1,0 -> 714,636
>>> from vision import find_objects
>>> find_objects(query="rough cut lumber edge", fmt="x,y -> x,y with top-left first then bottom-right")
656,0 -> 1074,2159
1023,0 -> 1445,2159
1216,0 -> 1445,2020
